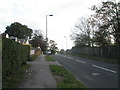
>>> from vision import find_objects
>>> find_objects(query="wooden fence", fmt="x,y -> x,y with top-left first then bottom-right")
70,46 -> 120,60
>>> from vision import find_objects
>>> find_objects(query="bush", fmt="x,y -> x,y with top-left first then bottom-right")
2,38 -> 30,79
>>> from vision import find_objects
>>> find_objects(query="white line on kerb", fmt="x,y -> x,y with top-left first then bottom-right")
92,65 -> 117,73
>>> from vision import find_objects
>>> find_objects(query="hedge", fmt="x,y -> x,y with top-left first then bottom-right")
2,38 -> 30,79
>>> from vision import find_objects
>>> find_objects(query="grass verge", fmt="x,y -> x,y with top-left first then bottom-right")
29,54 -> 39,61
2,64 -> 31,88
45,55 -> 55,61
49,65 -> 87,88
69,53 -> 119,64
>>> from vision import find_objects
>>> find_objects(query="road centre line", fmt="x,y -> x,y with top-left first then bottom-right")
80,61 -> 86,64
76,60 -> 79,62
75,60 -> 86,64
59,55 -> 117,74
92,65 -> 117,74
67,57 -> 73,59
60,55 -> 73,60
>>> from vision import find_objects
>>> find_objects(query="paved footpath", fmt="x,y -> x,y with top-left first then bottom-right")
19,54 -> 58,88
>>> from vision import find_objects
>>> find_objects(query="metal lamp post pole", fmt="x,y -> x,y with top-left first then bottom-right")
46,14 -> 53,42
46,14 -> 53,53
64,36 -> 67,51
46,15 -> 48,42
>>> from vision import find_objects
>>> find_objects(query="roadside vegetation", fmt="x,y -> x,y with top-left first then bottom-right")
3,64 -> 31,88
49,65 -> 87,88
45,55 -> 55,61
70,1 -> 120,61
29,54 -> 39,61
0,38 -> 2,49
45,55 -> 87,88
0,37 -> 2,89
2,38 -> 30,88
69,53 -> 119,64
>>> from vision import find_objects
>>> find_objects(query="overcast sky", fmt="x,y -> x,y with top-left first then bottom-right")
0,0 -> 107,50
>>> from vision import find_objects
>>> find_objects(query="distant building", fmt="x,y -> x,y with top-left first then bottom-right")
2,33 -> 30,45
2,33 -> 9,38
30,46 -> 42,55
17,39 -> 29,45
9,36 -> 17,42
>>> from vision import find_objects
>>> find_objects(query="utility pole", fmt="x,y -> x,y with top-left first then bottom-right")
46,14 -> 53,53
64,36 -> 67,51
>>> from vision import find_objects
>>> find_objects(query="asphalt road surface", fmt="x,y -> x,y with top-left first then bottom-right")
52,54 -> 119,88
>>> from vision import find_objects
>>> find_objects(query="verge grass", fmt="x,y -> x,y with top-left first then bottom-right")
29,54 -> 39,61
45,55 -> 55,61
49,65 -> 87,89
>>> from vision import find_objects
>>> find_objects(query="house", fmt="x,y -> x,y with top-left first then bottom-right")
9,36 -> 17,42
2,33 -> 42,55
17,39 -> 29,45
30,46 -> 42,55
35,47 -> 42,55
2,33 -> 30,45
2,33 -> 9,38
9,37 -> 29,45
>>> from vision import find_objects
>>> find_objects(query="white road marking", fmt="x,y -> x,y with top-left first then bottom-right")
56,61 -> 62,66
76,60 -> 86,64
63,56 -> 67,58
59,55 -> 73,60
59,55 -> 73,59
76,60 -> 79,62
92,73 -> 100,76
92,65 -> 117,73
40,69 -> 43,71
67,57 -> 73,59
80,61 -> 86,64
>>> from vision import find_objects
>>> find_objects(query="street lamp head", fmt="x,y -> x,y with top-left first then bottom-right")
49,14 -> 53,16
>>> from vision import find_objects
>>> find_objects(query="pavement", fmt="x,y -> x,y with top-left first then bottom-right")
53,54 -> 119,88
19,54 -> 58,88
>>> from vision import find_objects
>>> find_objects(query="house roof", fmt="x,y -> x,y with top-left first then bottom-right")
17,39 -> 29,44
17,39 -> 25,43
9,36 -> 17,39
1,33 -> 8,37
17,39 -> 25,42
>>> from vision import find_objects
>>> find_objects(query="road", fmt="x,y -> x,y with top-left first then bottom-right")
52,54 -> 119,88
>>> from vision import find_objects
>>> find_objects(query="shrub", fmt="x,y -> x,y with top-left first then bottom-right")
2,38 -> 30,79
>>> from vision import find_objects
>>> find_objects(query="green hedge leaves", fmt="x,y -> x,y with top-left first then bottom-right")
2,38 -> 30,79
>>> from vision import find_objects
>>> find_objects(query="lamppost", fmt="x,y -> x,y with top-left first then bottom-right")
46,14 -> 53,53
46,14 -> 53,42
64,36 -> 67,51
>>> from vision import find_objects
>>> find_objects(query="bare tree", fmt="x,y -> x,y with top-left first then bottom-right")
91,0 -> 120,46
71,17 -> 93,47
